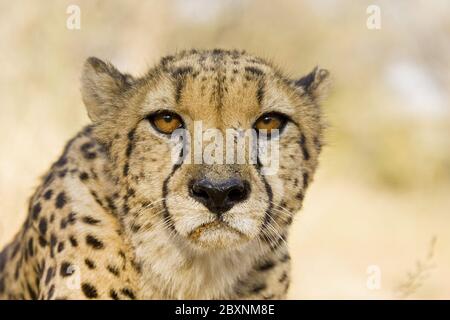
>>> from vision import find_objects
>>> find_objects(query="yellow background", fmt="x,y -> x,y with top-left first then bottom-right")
0,0 -> 449,299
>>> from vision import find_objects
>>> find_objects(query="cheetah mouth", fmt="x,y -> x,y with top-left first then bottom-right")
187,220 -> 249,243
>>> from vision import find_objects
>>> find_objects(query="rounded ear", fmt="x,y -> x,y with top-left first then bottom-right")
81,57 -> 134,122
294,67 -> 330,101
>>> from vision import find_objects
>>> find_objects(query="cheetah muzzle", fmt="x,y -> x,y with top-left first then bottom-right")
0,49 -> 329,300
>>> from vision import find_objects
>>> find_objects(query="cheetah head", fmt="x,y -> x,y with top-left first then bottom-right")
81,50 -> 329,252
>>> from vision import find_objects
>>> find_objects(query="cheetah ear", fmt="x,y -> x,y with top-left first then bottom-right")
294,67 -> 330,101
81,57 -> 134,122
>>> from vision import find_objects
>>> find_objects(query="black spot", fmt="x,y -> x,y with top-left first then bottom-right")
270,233 -> 287,251
105,197 -> 117,213
58,169 -> 67,178
125,130 -> 135,157
55,192 -> 67,209
120,288 -> 136,300
67,212 -> 77,224
299,133 -> 310,161
57,241 -> 65,253
313,136 -> 322,152
50,233 -> 57,257
160,55 -> 175,67
106,265 -> 120,277
80,142 -> 97,160
251,283 -> 267,294
280,254 -> 291,263
84,126 -> 93,135
32,203 -> 42,220
85,258 -> 95,269
81,283 -> 98,299
69,236 -> 78,247
171,66 -> 193,78
123,163 -> 129,176
131,260 -> 142,274
303,172 -> 310,189
122,203 -> 130,215
212,48 -> 225,56
82,216 -> 101,225
27,283 -> 38,300
244,66 -> 264,77
27,238 -> 34,257
109,289 -> 120,300
0,250 -> 6,273
60,262 -> 74,277
86,234 -> 104,250
38,217 -> 48,235
0,277 -> 5,294
256,260 -> 276,272
60,218 -> 67,229
131,224 -> 141,233
47,284 -> 55,299
38,236 -> 47,247
279,271 -> 288,283
79,172 -> 89,180
127,188 -> 135,197
285,216 -> 293,225
45,267 -> 54,285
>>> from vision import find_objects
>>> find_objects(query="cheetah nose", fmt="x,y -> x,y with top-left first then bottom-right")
189,178 -> 250,215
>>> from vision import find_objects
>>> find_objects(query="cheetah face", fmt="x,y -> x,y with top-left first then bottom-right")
81,50 -> 329,251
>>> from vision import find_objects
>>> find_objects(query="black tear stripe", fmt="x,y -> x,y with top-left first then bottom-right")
254,158 -> 275,248
160,146 -> 189,233
161,163 -> 182,233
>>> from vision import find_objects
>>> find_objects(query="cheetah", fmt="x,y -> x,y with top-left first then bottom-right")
0,49 -> 329,300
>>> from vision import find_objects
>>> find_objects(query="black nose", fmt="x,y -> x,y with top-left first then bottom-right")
189,178 -> 250,215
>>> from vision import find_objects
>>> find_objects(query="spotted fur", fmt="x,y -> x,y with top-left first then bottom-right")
0,49 -> 329,299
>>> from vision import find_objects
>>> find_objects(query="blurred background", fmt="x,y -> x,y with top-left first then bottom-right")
0,0 -> 449,299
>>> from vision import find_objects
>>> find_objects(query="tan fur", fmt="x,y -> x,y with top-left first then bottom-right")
0,49 -> 329,299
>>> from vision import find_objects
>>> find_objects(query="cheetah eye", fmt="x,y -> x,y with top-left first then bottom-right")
253,112 -> 288,136
148,111 -> 184,135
